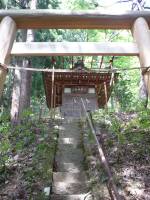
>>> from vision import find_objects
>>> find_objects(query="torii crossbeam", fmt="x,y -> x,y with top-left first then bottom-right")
0,10 -> 150,29
0,10 -> 150,99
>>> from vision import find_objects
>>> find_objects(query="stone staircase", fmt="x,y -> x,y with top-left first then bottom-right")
50,119 -> 93,200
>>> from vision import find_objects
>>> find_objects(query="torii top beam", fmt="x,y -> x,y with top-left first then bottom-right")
0,10 -> 150,29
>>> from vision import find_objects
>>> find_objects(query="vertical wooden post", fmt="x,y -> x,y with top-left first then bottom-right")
132,17 -> 150,97
71,56 -> 74,69
104,82 -> 108,108
51,66 -> 55,119
0,16 -> 16,98
53,85 -> 56,119
99,56 -> 104,69
91,56 -> 94,68
51,66 -> 55,108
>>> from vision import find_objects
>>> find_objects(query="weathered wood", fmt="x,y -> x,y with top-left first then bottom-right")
0,10 -> 150,29
11,42 -> 139,56
0,16 -> 16,98
132,17 -> 150,97
132,17 -> 150,69
51,66 -> 55,108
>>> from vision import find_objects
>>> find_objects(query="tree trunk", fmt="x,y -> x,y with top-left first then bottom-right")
139,76 -> 148,108
11,28 -> 27,124
10,58 -> 22,124
19,57 -> 32,118
11,0 -> 37,124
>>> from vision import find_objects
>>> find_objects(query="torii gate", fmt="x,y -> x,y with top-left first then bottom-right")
0,10 -> 150,99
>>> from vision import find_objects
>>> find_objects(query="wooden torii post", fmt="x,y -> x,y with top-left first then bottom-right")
0,16 -> 16,97
132,17 -> 150,97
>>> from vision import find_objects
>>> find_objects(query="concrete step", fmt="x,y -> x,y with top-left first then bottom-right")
55,162 -> 84,172
53,172 -> 87,183
55,148 -> 84,163
58,143 -> 81,150
52,182 -> 89,195
51,120 -> 91,197
59,131 -> 81,139
61,124 -> 80,130
58,137 -> 81,146
62,118 -> 80,126
50,194 -> 93,200
61,123 -> 80,128
56,147 -> 84,156
60,124 -> 81,133
55,150 -> 84,172
57,143 -> 83,150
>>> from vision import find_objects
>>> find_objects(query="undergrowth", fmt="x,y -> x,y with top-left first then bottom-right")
93,108 -> 150,146
0,110 -> 58,199
92,107 -> 150,199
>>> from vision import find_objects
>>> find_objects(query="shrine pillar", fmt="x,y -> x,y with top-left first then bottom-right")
132,17 -> 150,98
0,16 -> 16,98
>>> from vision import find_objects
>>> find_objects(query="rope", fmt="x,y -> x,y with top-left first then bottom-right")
1,63 -> 150,73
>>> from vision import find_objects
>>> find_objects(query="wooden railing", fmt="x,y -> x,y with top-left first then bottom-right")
81,98 -> 121,200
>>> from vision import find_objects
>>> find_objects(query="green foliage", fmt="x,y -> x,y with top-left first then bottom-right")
93,109 -> 126,144
0,0 -> 8,8
110,115 -> 126,144
21,107 -> 33,118
0,113 -> 11,167
65,0 -> 98,9
0,108 -> 58,197
0,110 -> 33,173
111,56 -> 141,111
37,0 -> 60,9
93,107 -> 150,146
1,70 -> 14,110
113,73 -> 134,110
125,109 -> 150,131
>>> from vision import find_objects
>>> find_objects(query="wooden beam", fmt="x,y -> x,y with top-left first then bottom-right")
11,42 -> 139,56
0,17 -> 16,98
132,17 -> 150,97
0,10 -> 150,29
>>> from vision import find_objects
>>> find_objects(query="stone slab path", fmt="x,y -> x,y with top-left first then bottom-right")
50,119 -> 93,200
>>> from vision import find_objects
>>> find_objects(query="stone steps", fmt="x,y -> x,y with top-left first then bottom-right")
55,148 -> 84,162
58,137 -> 81,146
55,146 -> 84,172
50,119 -> 93,199
52,181 -> 89,195
55,162 -> 84,173
53,172 -> 87,183
51,194 -> 93,200
58,142 -> 81,149
59,132 -> 81,139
